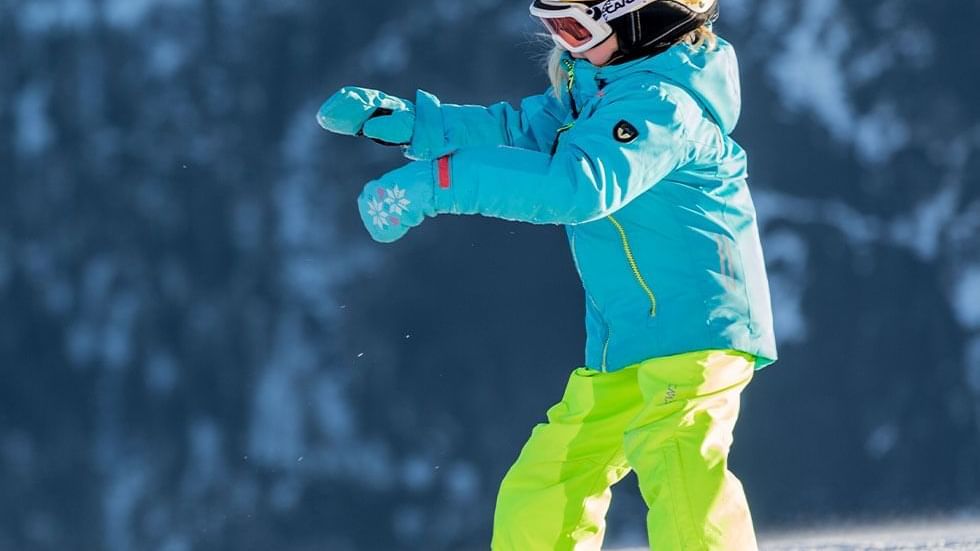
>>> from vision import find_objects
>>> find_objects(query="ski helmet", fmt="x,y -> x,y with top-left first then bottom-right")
530,0 -> 719,64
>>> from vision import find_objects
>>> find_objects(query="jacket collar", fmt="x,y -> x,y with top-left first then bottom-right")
560,44 -> 685,105
562,42 -> 688,85
560,36 -> 741,133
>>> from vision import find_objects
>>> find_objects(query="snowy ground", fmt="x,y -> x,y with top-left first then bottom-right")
613,517 -> 980,550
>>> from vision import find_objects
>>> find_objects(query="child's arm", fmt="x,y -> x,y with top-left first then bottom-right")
437,90 -> 691,225
407,88 -> 566,159
318,86 -> 565,159
357,89 -> 692,242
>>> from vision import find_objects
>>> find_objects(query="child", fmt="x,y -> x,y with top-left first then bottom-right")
317,0 -> 777,548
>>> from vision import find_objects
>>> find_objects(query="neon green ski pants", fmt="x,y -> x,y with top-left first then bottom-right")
491,349 -> 758,551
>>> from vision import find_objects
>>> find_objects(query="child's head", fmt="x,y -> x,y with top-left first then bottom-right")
534,0 -> 719,95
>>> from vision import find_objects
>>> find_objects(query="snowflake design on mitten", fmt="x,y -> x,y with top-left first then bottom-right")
384,185 -> 411,215
366,197 -> 389,229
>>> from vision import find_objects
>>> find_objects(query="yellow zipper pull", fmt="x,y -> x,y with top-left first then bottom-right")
551,120 -> 575,155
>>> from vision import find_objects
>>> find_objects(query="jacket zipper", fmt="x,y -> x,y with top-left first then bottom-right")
551,58 -> 579,156
590,291 -> 610,373
601,328 -> 610,373
562,58 -> 578,117
570,228 -> 610,372
564,59 -> 620,371
607,214 -> 658,317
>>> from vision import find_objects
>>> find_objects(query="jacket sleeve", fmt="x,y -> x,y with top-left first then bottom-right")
405,88 -> 566,160
432,90 -> 691,225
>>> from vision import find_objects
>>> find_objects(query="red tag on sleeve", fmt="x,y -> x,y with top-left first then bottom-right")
438,156 -> 451,189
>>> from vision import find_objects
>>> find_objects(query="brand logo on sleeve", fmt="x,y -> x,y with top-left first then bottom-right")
613,120 -> 639,143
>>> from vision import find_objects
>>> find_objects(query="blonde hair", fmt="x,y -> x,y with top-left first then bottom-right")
544,5 -> 718,97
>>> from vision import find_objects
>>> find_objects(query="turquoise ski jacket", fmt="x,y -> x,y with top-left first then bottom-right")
404,36 -> 776,372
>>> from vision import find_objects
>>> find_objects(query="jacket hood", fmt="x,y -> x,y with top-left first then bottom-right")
564,35 -> 743,134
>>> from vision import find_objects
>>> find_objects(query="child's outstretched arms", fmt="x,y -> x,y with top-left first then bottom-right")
317,87 -> 566,158
356,89 -> 691,243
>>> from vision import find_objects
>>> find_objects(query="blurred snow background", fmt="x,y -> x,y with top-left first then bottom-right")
1,0 -> 978,549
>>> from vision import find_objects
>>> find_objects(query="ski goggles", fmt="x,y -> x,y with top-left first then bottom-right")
529,0 -> 659,53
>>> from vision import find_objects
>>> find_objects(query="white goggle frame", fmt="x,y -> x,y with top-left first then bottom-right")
529,0 -> 660,53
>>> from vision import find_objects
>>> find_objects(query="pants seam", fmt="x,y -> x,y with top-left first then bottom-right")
672,437 -> 708,550
561,445 -> 628,549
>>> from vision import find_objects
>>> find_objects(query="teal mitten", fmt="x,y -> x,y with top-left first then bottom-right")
317,86 -> 415,145
357,160 -> 441,243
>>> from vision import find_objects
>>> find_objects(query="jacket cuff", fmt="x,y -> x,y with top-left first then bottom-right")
405,89 -> 455,161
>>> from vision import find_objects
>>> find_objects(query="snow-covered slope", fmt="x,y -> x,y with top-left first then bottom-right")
613,518 -> 980,551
